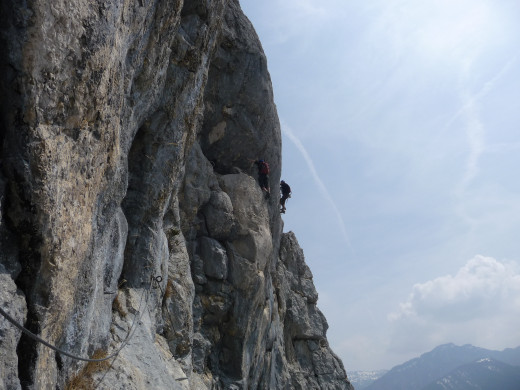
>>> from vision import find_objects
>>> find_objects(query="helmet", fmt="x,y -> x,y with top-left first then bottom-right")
281,180 -> 285,184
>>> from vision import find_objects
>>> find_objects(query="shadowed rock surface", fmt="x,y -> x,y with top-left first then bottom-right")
0,0 -> 353,389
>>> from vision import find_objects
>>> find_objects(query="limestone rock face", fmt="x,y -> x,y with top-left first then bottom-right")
277,232 -> 351,390
0,266 -> 27,390
0,0 -> 353,389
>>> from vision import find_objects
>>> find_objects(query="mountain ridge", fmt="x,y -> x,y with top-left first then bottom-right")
423,357 -> 520,390
365,343 -> 520,390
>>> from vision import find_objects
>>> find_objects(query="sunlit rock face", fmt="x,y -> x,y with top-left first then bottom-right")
0,0 -> 353,389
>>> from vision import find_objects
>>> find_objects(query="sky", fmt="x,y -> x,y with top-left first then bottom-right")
240,0 -> 520,371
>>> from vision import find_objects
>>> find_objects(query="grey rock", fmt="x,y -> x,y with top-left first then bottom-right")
0,266 -> 26,390
0,0 -> 353,388
279,233 -> 319,303
219,173 -> 274,273
198,236 -> 228,280
286,294 -> 328,339
218,173 -> 271,237
201,190 -> 236,241
276,232 -> 354,389
0,177 -> 21,279
192,332 -> 212,373
200,0 -> 282,186
162,203 -> 195,366
191,254 -> 208,286
179,142 -> 220,240
92,288 -> 188,390
226,242 -> 260,291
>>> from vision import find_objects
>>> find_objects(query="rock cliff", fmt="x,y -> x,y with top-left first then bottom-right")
0,0 -> 353,389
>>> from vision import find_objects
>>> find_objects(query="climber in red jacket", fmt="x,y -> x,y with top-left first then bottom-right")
250,159 -> 270,199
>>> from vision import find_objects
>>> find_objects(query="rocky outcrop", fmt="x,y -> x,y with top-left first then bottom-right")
0,0 -> 353,389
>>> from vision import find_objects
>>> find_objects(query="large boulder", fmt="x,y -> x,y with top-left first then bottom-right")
198,236 -> 228,280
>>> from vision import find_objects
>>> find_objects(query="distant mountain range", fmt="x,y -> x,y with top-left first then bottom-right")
423,357 -> 520,390
362,343 -> 520,390
347,369 -> 388,389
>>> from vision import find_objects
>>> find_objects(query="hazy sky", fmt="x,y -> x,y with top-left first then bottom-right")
240,0 -> 520,371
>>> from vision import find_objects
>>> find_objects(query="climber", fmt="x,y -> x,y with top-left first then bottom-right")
250,159 -> 270,198
280,180 -> 291,213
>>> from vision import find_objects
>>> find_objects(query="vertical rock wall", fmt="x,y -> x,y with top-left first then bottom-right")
0,0 -> 354,389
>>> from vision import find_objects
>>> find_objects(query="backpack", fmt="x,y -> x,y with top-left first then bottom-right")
259,161 -> 270,175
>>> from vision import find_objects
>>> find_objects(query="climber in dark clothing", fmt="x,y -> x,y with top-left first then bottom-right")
280,180 -> 291,213
251,159 -> 270,198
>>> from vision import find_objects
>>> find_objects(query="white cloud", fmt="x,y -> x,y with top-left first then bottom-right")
387,256 -> 520,356
391,255 -> 520,321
